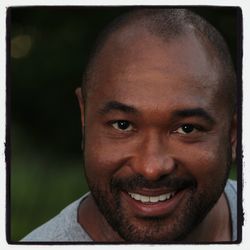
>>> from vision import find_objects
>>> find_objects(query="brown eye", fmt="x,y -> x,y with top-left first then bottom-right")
175,124 -> 196,134
112,120 -> 133,131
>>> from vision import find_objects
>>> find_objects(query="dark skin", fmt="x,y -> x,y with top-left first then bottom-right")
76,26 -> 237,242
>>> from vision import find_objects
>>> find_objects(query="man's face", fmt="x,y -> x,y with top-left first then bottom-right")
81,30 -> 236,242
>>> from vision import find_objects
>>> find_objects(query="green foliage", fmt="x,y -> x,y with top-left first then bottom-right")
10,125 -> 88,241
11,153 -> 88,241
229,164 -> 237,180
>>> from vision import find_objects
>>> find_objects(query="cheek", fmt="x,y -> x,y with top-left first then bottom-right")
83,133 -> 133,183
175,138 -> 230,186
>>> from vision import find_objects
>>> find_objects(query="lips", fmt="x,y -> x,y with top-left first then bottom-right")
112,175 -> 195,217
121,187 -> 190,218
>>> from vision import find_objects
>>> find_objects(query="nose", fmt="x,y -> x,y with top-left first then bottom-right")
130,133 -> 176,181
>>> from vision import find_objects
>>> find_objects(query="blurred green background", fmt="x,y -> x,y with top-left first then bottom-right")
9,6 -> 240,242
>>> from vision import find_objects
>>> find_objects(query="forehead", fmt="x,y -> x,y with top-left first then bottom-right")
86,27 -> 222,112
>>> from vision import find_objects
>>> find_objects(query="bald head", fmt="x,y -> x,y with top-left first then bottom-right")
82,8 -> 236,115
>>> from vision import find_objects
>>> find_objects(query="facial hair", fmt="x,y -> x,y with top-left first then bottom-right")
83,131 -> 232,242
87,169 -> 229,242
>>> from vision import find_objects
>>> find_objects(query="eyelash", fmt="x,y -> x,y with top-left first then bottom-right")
109,120 -> 135,132
173,123 -> 206,135
108,120 -> 205,135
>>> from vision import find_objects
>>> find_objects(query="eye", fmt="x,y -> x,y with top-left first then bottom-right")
111,120 -> 134,131
174,124 -> 198,134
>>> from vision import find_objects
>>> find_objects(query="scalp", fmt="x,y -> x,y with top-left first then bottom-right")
83,8 -> 237,116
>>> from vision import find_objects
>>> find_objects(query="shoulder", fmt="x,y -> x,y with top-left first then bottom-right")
21,194 -> 92,242
224,179 -> 237,241
225,179 -> 237,197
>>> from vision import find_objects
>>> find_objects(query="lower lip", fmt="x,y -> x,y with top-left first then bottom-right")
122,189 -> 188,218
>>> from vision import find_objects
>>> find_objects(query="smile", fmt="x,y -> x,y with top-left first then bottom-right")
128,191 -> 176,203
123,189 -> 186,217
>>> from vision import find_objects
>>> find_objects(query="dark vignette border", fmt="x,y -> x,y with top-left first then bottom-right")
5,5 -> 243,245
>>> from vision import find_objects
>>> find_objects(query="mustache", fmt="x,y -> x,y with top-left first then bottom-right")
110,174 -> 197,192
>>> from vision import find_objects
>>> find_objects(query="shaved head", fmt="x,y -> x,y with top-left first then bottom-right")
82,8 -> 236,116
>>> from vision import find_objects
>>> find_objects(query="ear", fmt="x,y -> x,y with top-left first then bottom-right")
230,113 -> 237,162
75,87 -> 85,128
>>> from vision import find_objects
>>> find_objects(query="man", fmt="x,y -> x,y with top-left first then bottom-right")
22,8 -> 238,242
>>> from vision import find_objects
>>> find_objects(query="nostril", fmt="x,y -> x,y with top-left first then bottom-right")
131,154 -> 176,181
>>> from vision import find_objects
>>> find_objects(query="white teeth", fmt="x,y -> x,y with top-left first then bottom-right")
133,193 -> 141,201
128,192 -> 176,203
149,196 -> 159,202
141,196 -> 150,202
159,194 -> 168,201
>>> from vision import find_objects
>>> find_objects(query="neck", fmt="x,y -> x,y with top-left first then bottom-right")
78,194 -> 124,242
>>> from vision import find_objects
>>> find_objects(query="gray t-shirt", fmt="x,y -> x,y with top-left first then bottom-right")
21,179 -> 237,242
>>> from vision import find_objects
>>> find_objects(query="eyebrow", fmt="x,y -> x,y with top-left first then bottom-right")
98,102 -> 215,124
98,101 -> 139,115
173,108 -> 215,124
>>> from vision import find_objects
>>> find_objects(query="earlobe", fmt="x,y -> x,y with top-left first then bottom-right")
230,113 -> 237,162
75,87 -> 85,128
